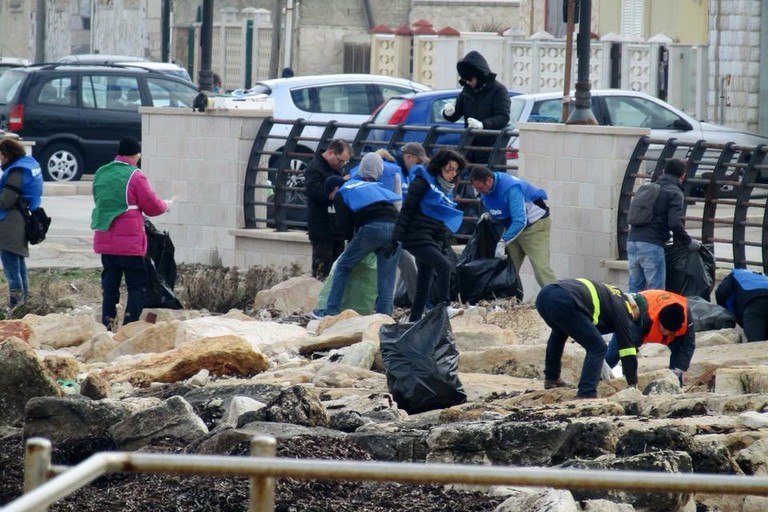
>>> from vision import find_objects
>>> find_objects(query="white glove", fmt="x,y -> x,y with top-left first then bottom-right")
494,240 -> 507,259
467,117 -> 483,129
480,212 -> 492,222
442,103 -> 455,117
164,199 -> 173,212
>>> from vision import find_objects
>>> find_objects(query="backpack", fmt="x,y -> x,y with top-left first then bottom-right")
628,183 -> 661,227
19,206 -> 52,245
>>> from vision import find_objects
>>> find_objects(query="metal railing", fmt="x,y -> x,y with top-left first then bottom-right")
8,436 -> 768,512
242,117 -> 517,240
617,137 -> 768,272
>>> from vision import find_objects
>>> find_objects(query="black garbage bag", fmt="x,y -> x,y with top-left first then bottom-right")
379,307 -> 466,414
144,218 -> 183,309
687,296 -> 737,332
455,218 -> 523,303
665,242 -> 715,300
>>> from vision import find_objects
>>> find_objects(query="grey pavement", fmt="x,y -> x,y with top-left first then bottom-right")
29,183 -> 100,269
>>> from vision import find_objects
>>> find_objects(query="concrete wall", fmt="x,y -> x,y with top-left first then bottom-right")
141,108 -> 646,297
596,0 -> 708,44
410,0 -> 520,33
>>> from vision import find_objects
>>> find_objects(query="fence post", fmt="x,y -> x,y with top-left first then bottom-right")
249,435 -> 277,512
24,437 -> 52,512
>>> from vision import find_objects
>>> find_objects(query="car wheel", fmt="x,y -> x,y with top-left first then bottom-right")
40,144 -> 84,182
268,150 -> 312,223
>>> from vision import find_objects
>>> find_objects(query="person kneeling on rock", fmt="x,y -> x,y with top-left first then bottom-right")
605,289 -> 695,386
537,278 -> 641,399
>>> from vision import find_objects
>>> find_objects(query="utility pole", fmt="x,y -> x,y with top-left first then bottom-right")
561,0 -> 576,121
161,0 -> 171,62
566,0 -> 597,125
35,0 -> 46,62
199,0 -> 213,91
269,0 -> 283,79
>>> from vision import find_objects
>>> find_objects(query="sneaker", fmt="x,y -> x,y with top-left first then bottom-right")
544,378 -> 569,390
446,306 -> 465,319
310,309 -> 326,320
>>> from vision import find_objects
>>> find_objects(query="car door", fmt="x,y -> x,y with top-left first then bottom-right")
22,74 -> 81,143
600,94 -> 701,140
145,76 -> 198,108
307,82 -> 372,143
79,73 -> 142,166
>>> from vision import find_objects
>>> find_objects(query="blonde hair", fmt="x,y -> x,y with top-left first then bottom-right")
375,148 -> 396,162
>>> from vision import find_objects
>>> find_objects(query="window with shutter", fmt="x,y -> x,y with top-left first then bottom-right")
620,0 -> 644,38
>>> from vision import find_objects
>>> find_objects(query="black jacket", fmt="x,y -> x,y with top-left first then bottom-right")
304,154 -> 345,242
443,51 -> 511,148
393,175 -> 450,250
335,197 -> 397,241
628,174 -> 692,247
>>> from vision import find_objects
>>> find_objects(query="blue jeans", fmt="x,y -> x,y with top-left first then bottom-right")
1,250 -> 28,306
101,254 -> 147,330
325,221 -> 400,316
627,240 -> 666,292
537,284 -> 607,397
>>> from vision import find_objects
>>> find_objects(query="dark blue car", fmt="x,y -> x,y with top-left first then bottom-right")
365,88 -> 523,159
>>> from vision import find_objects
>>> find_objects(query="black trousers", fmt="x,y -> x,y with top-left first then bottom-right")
101,254 -> 147,330
407,243 -> 453,322
743,297 -> 768,342
311,239 -> 345,281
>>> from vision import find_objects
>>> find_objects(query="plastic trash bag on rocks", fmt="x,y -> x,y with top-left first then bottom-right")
687,296 -> 737,332
456,218 -> 523,303
316,252 -> 377,315
379,306 -> 466,414
665,242 -> 715,300
144,218 -> 183,309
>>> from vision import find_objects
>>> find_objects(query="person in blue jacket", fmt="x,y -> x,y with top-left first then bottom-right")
469,166 -> 556,288
392,149 -> 466,321
348,149 -> 402,208
0,137 -> 44,306
322,153 -> 402,317
716,268 -> 768,342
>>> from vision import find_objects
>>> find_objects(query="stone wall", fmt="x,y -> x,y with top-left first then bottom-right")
707,0 -> 763,133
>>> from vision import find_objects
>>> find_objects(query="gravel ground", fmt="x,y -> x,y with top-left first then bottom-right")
0,433 -> 506,511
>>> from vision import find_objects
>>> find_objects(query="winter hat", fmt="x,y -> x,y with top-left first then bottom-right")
324,175 -> 345,196
402,142 -> 429,164
658,303 -> 685,331
359,153 -> 384,181
117,136 -> 141,156
630,293 -> 648,319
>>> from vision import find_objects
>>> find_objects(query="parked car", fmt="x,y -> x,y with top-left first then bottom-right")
508,89 -> 768,150
366,88 -> 522,159
59,55 -> 193,83
243,73 -> 430,174
0,62 -> 199,181
0,57 -> 29,78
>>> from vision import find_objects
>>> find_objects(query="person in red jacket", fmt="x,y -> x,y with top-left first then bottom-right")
605,289 -> 695,385
91,137 -> 170,330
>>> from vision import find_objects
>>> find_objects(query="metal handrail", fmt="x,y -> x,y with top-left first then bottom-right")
8,436 -> 768,512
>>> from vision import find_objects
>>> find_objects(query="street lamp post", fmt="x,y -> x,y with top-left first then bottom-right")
199,0 -> 214,91
566,0 -> 597,125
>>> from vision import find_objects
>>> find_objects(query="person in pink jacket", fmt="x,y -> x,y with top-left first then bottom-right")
90,137 -> 170,330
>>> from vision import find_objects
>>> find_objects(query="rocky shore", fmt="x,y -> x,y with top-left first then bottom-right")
2,275 -> 768,511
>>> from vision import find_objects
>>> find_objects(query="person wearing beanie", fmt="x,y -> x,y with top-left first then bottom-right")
0,137 -> 44,307
715,268 -> 768,342
349,151 -> 403,206
91,136 -> 172,330
537,278 -> 642,399
442,50 -> 510,164
605,289 -> 695,386
304,138 -> 351,280
316,152 -> 402,318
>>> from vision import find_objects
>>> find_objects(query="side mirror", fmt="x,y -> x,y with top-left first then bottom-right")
672,118 -> 692,131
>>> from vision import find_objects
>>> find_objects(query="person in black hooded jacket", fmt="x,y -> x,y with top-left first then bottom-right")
442,50 -> 511,164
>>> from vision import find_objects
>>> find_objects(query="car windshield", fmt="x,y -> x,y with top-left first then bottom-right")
0,69 -> 25,106
371,98 -> 406,123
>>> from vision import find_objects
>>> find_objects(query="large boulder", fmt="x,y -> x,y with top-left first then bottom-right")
97,334 -> 269,387
23,313 -> 105,349
253,385 -> 330,427
106,320 -> 182,361
253,275 -> 323,314
299,314 -> 395,355
109,395 -> 209,450
0,338 -> 61,427
176,317 -> 307,356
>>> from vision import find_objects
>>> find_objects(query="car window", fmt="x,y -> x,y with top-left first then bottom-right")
431,97 -> 461,124
290,87 -> 311,112
36,77 -> 76,107
604,96 -> 683,129
508,97 -> 527,129
81,75 -> 141,111
0,69 -> 25,105
313,84 -> 371,115
377,85 -> 415,110
146,77 -> 197,107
